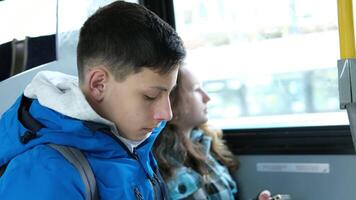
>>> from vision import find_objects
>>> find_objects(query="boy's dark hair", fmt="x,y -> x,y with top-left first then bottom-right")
77,1 -> 186,83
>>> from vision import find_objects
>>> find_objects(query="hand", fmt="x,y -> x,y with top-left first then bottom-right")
258,190 -> 271,200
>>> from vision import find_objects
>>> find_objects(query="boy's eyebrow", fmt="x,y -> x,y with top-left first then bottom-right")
150,84 -> 177,92
150,86 -> 168,91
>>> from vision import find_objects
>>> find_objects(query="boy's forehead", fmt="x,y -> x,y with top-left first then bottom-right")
124,67 -> 179,89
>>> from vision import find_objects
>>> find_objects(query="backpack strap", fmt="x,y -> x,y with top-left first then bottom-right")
16,96 -> 98,200
48,144 -> 98,200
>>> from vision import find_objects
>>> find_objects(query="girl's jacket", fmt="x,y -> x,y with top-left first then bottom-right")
0,71 -> 167,200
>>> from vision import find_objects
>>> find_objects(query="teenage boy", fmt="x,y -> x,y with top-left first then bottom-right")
0,1 -> 185,199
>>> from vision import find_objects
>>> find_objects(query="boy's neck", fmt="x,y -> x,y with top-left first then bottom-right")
82,88 -> 107,120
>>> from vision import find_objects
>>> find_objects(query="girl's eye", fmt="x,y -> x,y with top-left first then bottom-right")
194,87 -> 201,92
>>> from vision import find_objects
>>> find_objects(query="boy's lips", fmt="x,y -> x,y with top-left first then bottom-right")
142,122 -> 162,132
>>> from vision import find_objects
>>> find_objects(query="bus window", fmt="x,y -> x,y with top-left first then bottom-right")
173,0 -> 347,129
0,0 -> 56,44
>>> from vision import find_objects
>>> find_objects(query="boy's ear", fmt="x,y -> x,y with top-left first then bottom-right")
87,68 -> 109,102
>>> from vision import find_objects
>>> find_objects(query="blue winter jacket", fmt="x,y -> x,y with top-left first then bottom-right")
0,95 -> 167,200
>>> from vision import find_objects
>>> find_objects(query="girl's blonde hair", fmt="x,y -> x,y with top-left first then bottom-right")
153,69 -> 238,180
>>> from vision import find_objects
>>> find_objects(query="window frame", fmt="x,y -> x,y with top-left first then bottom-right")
223,125 -> 354,154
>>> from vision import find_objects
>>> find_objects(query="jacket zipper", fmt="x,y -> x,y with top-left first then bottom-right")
100,128 -> 163,200
153,173 -> 166,200
132,148 -> 159,200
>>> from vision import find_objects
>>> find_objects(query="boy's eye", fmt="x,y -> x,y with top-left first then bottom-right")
144,95 -> 157,101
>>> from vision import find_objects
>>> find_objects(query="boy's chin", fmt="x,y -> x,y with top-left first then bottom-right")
131,131 -> 152,141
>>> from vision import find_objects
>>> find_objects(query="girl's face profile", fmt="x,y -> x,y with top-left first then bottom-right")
178,68 -> 211,128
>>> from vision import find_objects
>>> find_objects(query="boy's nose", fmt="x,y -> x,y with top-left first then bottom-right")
153,98 -> 173,121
